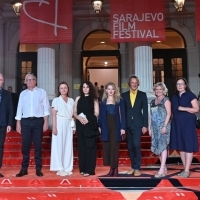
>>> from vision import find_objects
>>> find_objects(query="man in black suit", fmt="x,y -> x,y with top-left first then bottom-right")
0,73 -> 13,177
8,86 -> 19,130
122,75 -> 148,176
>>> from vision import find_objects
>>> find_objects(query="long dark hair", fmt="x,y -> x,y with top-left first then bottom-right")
79,81 -> 97,100
175,77 -> 192,94
58,82 -> 69,97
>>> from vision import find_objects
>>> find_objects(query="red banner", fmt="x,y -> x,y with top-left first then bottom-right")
195,0 -> 200,41
110,0 -> 165,42
20,0 -> 72,44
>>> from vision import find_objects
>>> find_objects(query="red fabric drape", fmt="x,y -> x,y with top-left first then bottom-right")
20,0 -> 72,44
110,0 -> 165,42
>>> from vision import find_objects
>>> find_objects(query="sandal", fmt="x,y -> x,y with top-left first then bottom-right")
178,171 -> 190,178
154,168 -> 166,178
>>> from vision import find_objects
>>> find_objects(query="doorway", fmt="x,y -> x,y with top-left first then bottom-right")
152,29 -> 187,98
81,30 -> 120,87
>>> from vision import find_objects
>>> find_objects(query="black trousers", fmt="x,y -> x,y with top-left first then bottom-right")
0,126 -> 7,168
126,121 -> 142,170
76,121 -> 97,175
21,118 -> 44,170
103,114 -> 119,168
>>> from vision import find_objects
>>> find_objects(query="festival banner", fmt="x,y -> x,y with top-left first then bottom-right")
195,0 -> 200,41
20,0 -> 72,44
110,0 -> 165,42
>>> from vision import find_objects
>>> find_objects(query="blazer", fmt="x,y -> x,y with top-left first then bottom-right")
98,98 -> 126,142
0,88 -> 13,126
122,90 -> 148,129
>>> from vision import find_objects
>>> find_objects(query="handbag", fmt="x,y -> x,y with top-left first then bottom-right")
177,95 -> 200,129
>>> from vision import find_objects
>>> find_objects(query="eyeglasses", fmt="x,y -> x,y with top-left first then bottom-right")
26,78 -> 36,82
176,83 -> 185,86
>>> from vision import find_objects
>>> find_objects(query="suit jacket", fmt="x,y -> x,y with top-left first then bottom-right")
98,98 -> 126,142
122,90 -> 148,129
0,88 -> 13,126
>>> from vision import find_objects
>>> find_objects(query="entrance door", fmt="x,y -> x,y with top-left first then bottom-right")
153,49 -> 187,98
81,50 -> 121,87
17,52 -> 37,94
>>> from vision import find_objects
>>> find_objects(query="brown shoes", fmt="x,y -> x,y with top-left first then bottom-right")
134,170 -> 141,176
126,169 -> 141,176
126,169 -> 135,174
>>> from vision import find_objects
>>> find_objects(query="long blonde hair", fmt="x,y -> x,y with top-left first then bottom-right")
102,82 -> 121,103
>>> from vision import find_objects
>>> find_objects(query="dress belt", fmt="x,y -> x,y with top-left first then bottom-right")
57,115 -> 72,120
24,117 -> 43,119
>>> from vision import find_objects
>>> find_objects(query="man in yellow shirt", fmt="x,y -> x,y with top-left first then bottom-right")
122,75 -> 148,176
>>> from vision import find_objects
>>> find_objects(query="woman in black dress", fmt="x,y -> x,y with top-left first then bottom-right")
73,81 -> 99,177
170,78 -> 199,178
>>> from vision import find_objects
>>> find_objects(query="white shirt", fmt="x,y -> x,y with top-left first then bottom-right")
15,87 -> 50,120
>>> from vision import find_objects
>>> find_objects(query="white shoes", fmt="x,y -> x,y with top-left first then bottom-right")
56,170 -> 73,176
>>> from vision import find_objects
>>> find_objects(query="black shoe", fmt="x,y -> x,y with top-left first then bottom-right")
0,173 -> 4,178
36,170 -> 43,177
106,168 -> 114,177
16,169 -> 28,177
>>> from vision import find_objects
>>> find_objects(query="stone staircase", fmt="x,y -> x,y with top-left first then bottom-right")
3,130 -> 200,167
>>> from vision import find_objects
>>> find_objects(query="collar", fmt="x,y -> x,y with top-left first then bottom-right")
130,89 -> 138,95
27,86 -> 37,91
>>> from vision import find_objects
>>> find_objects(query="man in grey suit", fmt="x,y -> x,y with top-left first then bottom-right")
0,73 -> 13,177
122,75 -> 148,176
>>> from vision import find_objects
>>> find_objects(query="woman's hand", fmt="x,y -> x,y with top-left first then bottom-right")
178,106 -> 185,111
52,127 -> 58,135
78,116 -> 88,125
148,128 -> 152,136
120,129 -> 125,135
73,130 -> 76,134
161,126 -> 166,134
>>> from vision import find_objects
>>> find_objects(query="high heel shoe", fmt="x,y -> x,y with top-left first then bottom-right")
106,168 -> 114,177
113,168 -> 118,177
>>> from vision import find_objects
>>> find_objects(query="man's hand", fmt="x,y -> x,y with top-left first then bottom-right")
16,120 -> 21,134
142,127 -> 148,134
43,121 -> 48,132
6,126 -> 11,133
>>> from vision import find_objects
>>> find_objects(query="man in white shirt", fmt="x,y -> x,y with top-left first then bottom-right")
15,73 -> 50,177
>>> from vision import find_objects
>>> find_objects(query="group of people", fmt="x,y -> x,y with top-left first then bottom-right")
0,72 -> 199,179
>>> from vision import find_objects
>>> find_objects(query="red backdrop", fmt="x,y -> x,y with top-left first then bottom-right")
20,0 -> 72,44
110,0 -> 165,42
195,0 -> 200,41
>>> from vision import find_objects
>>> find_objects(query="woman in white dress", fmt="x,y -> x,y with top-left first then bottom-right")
50,82 -> 75,176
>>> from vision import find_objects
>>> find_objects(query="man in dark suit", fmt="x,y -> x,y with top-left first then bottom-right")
8,86 -> 19,130
0,73 -> 13,177
122,75 -> 148,176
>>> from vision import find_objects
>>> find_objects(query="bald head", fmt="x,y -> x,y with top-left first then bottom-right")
0,73 -> 4,88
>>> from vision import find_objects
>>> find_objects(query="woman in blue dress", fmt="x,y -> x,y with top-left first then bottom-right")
149,82 -> 171,178
98,82 -> 126,177
170,78 -> 199,178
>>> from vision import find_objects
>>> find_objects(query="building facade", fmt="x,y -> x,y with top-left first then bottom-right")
0,0 -> 199,101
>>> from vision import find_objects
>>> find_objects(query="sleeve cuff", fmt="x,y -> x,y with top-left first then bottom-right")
15,116 -> 21,120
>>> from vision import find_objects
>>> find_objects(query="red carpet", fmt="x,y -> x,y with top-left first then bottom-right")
0,166 -> 200,200
0,130 -> 200,199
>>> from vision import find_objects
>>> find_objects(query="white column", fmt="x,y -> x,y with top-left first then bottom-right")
37,44 -> 56,100
59,44 -> 72,96
134,42 -> 155,102
128,43 -> 135,75
0,19 -> 3,73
